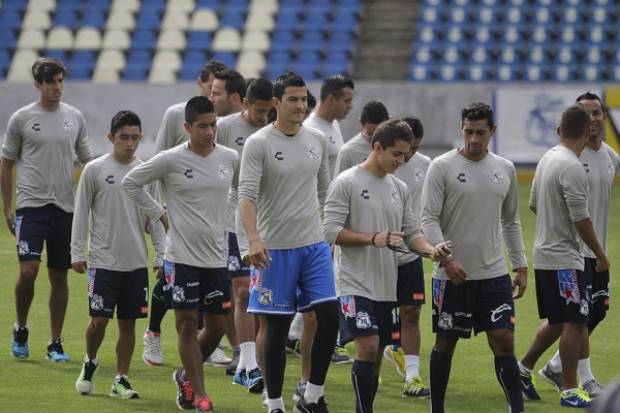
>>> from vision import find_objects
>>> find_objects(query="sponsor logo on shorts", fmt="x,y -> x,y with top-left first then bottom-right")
437,312 -> 453,330
249,267 -> 262,289
222,301 -> 232,309
341,296 -> 356,318
172,286 -> 185,303
413,293 -> 424,301
204,290 -> 223,306
391,331 -> 401,341
17,240 -> 30,255
307,145 -> 320,161
258,288 -> 273,305
164,261 -> 175,286
490,303 -> 512,323
90,294 -> 104,311
558,269 -> 580,304
355,311 -> 372,329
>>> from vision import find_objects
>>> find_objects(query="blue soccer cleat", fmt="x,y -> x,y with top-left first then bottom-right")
11,325 -> 29,359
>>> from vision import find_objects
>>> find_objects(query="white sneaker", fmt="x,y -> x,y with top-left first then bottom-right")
204,347 -> 231,367
142,329 -> 163,366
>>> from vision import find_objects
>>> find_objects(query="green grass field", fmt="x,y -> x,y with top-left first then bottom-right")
0,182 -> 618,413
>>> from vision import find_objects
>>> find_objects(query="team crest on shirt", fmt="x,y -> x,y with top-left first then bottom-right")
307,145 -> 320,161
390,188 -> 401,206
414,168 -> 425,182
492,170 -> 505,185
218,164 -> 230,180
355,311 -> 372,329
63,119 -> 73,131
172,286 -> 185,303
90,294 -> 104,311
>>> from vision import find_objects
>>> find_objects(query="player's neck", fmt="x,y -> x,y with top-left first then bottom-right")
188,141 -> 215,157
586,136 -> 602,151
38,97 -> 60,111
560,140 -> 585,157
241,110 -> 263,128
274,119 -> 300,136
458,147 -> 487,162
315,105 -> 335,123
361,155 -> 386,177
111,151 -> 135,165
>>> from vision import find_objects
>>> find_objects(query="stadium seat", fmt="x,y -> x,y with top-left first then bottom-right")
17,29 -> 46,49
189,9 -> 219,31
195,0 -> 220,9
246,11 -> 274,31
169,0 -> 196,12
212,28 -> 241,51
162,11 -> 190,30
93,67 -> 120,83
186,31 -> 213,49
52,10 -> 79,29
127,50 -> 153,69
237,50 -> 265,78
219,12 -> 246,29
123,66 -> 149,81
212,51 -> 236,67
0,11 -> 23,29
102,29 -> 131,49
271,31 -> 296,51
27,0 -> 56,12
149,67 -> 177,84
152,50 -> 182,70
249,0 -> 278,13
46,27 -> 74,49
132,30 -> 157,50
157,30 -> 187,50
141,0 -> 167,12
44,49 -> 68,61
96,49 -> 126,70
136,11 -> 162,30
1,0 -> 29,12
241,30 -> 270,52
110,0 -> 140,12
81,11 -> 107,28
0,30 -> 18,49
22,11 -> 52,30
74,27 -> 102,49
298,31 -> 324,52
7,49 -> 39,82
107,11 -> 136,30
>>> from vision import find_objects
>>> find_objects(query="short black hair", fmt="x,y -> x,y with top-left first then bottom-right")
110,110 -> 141,135
185,96 -> 215,124
267,107 -> 277,123
360,101 -> 389,125
575,91 -> 606,112
213,68 -> 246,100
273,71 -> 306,100
32,57 -> 66,83
319,75 -> 354,102
560,104 -> 590,140
371,119 -> 413,149
246,78 -> 273,103
199,60 -> 227,82
461,102 -> 495,129
401,116 -> 424,139
307,92 -> 317,110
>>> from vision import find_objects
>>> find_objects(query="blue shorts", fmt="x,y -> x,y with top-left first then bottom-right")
247,241 -> 337,315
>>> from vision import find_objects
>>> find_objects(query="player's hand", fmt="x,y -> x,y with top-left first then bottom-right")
595,255 -> 610,272
512,267 -> 528,299
374,231 -> 404,248
159,211 -> 169,232
4,208 -> 15,235
72,261 -> 87,273
154,266 -> 163,279
429,241 -> 452,261
248,238 -> 271,270
444,259 -> 467,285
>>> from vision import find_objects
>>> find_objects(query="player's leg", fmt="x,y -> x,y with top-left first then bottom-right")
143,275 -> 169,366
293,311 -> 316,402
353,334 -> 380,413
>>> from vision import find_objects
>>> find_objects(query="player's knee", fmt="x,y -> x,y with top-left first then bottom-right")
234,285 -> 249,306
313,301 -> 340,331
19,262 -> 40,280
355,337 -> 380,361
400,305 -> 421,326
588,309 -> 606,332
434,335 -> 457,356
90,316 -> 109,330
177,314 -> 199,337
207,314 -> 228,337
489,330 -> 515,356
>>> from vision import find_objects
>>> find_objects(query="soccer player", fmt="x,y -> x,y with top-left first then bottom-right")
518,104 -> 610,409
382,116 -> 433,398
123,97 -> 238,412
239,72 -> 339,413
421,102 -> 528,413
143,60 -> 229,367
304,75 -> 354,178
72,110 -> 166,399
217,78 -> 273,392
322,118 -> 450,413
534,93 -> 618,397
334,101 -> 389,176
1,58 -> 93,361
209,68 -> 247,117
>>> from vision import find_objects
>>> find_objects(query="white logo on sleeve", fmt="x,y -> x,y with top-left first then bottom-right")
414,168 -> 425,182
490,303 -> 512,323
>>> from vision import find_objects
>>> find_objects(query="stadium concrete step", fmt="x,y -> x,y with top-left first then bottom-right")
352,0 -> 421,80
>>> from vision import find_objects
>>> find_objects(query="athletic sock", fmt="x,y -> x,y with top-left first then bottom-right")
517,361 -> 532,375
148,278 -> 168,333
239,341 -> 257,371
405,355 -> 420,381
288,312 -> 304,341
352,360 -> 375,413
495,355 -> 524,413
548,350 -> 563,372
304,382 -> 324,404
430,348 -> 453,413
578,358 -> 595,384
267,397 -> 285,412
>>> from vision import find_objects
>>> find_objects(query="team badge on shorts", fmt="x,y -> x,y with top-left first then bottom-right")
558,269 -> 580,304
90,294 -> 104,311
438,312 -> 453,330
164,261 -> 175,286
87,268 -> 96,297
17,240 -> 30,255
580,299 -> 589,316
355,311 -> 372,329
172,286 -> 185,303
258,289 -> 273,305
249,267 -> 263,289
432,279 -> 446,311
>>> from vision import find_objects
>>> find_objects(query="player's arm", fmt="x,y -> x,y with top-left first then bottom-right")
122,153 -> 168,230
74,112 -> 94,165
529,175 -> 537,214
317,136 -> 332,209
1,114 -> 22,234
238,136 -> 269,269
70,165 -> 95,273
501,164 -> 528,298
145,182 -> 166,277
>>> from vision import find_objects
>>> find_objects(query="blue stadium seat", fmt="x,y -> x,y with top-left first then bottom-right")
219,12 -> 246,29
275,11 -> 302,31
1,0 -> 28,12
0,11 -> 23,29
68,67 -> 93,80
271,31 -> 296,51
304,10 -> 331,32
330,13 -> 358,32
44,50 -> 69,61
136,11 -> 162,30
178,67 -> 201,81
141,0 -> 167,12
298,31 -> 324,52
80,11 -> 106,29
322,60 -> 348,76
325,51 -> 349,63
187,31 -> 213,50
292,64 -> 318,81
183,50 -> 206,66
264,64 -> 292,80
132,30 -> 157,50
123,67 -> 149,81
267,51 -> 292,65
70,51 -> 97,70
0,49 -> 12,70
0,30 -> 17,49
53,11 -> 79,29
327,32 -> 353,52
196,0 -> 221,9
212,52 -> 236,67
297,51 -> 320,65
56,0 -> 82,12
220,0 -> 249,14
126,50 -> 153,70
86,0 -> 111,11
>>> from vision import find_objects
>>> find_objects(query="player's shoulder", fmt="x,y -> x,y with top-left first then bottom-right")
217,111 -> 242,127
303,123 -> 327,140
215,143 -> 240,160
163,102 -> 186,117
430,148 -> 458,165
341,133 -> 361,150
245,123 -> 271,145
333,164 -> 359,184
59,101 -> 83,116
388,173 -> 409,192
413,151 -> 432,166
601,142 -> 619,163
488,152 -> 516,171
81,153 -> 109,174
9,102 -> 40,122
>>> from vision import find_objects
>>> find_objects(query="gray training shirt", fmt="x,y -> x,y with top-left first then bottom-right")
238,124 -> 331,250
422,149 -> 527,280
71,154 -> 166,271
530,145 -> 590,270
334,132 -> 372,176
123,143 -> 239,268
304,112 -> 344,179
154,102 -> 188,153
2,102 -> 93,212
394,151 -> 432,265
323,166 -> 422,301
579,143 -> 619,258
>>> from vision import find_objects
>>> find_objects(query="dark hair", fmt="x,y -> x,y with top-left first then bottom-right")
273,71 -> 306,100
199,60 -> 227,82
401,116 -> 424,139
110,110 -> 141,135
319,75 -> 354,102
32,57 -> 66,83
461,102 -> 495,128
307,92 -> 317,110
246,78 -> 273,103
213,68 -> 246,100
575,91 -> 607,112
560,104 -> 590,140
267,107 -> 277,123
360,101 -> 389,125
371,119 -> 413,149
185,96 -> 215,124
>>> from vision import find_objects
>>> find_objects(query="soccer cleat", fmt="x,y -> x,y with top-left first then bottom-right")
285,338 -> 301,357
75,359 -> 98,395
520,370 -> 541,400
232,369 -> 247,386
143,329 -> 163,366
538,363 -> 563,391
331,345 -> 353,364
225,348 -> 240,376
293,381 -> 307,402
205,347 -> 232,368
11,325 -> 29,359
173,369 -> 195,410
295,395 -> 329,413
581,379 -> 604,398
47,339 -> 70,362
383,346 -> 406,378
194,395 -> 214,413
402,376 -> 431,398
246,368 -> 264,393
110,375 -> 140,399
560,388 -> 592,408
